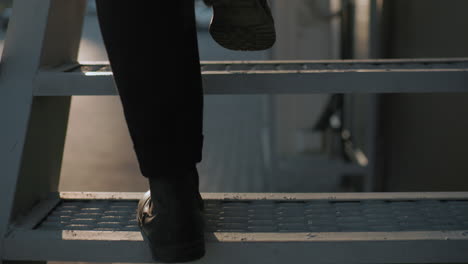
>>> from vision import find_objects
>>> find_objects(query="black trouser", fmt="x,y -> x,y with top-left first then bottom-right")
95,1 -> 204,178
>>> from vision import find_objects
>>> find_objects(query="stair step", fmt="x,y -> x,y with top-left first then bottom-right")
34,58 -> 468,96
4,192 -> 468,263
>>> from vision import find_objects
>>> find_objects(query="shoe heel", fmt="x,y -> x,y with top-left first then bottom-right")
141,230 -> 205,263
154,239 -> 205,263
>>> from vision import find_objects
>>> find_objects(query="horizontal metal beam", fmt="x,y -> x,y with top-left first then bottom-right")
33,59 -> 468,95
5,229 -> 468,263
59,191 -> 468,201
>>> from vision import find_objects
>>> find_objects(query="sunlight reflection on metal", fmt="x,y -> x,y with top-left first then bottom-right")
61,230 -> 144,241
354,0 -> 371,59
84,71 -> 112,76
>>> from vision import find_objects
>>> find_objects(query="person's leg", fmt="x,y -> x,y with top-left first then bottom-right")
95,1 -> 204,178
95,1 -> 205,262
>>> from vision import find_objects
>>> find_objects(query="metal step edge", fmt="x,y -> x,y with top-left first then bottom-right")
59,191 -> 468,200
33,59 -> 468,96
4,228 -> 468,263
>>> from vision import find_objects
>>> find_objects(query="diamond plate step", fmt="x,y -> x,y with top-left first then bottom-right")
4,192 -> 468,263
34,58 -> 468,96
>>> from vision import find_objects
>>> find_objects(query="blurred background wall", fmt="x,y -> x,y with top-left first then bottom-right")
381,0 -> 468,191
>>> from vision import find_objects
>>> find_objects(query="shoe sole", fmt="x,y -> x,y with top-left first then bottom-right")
208,0 -> 276,51
140,228 -> 205,263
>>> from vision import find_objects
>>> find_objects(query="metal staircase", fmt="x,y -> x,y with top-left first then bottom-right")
1,1 -> 468,263
37,59 -> 468,95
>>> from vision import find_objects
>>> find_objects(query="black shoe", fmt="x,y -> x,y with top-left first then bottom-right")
207,0 -> 276,51
137,168 -> 205,263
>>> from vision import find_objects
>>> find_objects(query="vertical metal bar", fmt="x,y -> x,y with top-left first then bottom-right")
0,1 -> 86,263
353,0 -> 371,59
364,0 -> 384,192
340,0 -> 355,60
370,0 -> 384,59
10,0 -> 87,221
0,2 -> 54,262
340,0 -> 356,184
354,0 -> 373,192
330,0 -> 342,59
343,0 -> 382,192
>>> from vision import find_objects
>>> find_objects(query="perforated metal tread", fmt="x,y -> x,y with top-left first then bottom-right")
34,58 -> 468,95
4,192 -> 468,263
37,197 -> 468,233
